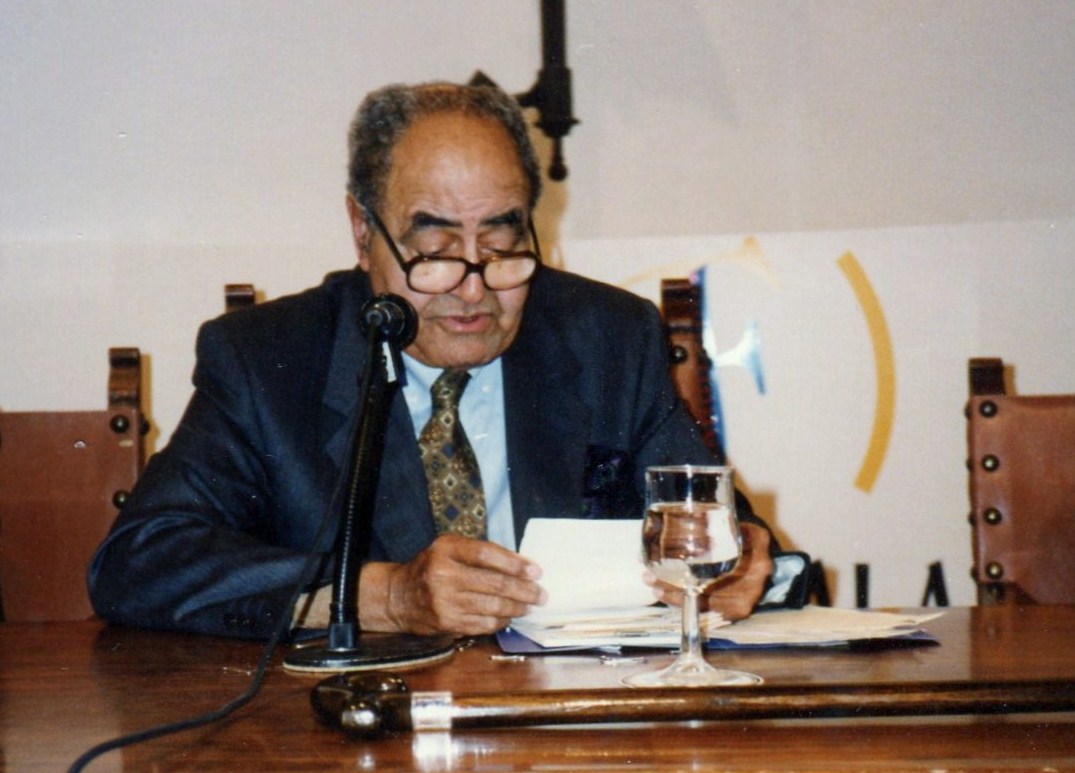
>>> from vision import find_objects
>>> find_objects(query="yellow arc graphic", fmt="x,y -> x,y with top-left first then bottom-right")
837,252 -> 895,493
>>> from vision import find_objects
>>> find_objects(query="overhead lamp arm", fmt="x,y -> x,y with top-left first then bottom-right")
472,0 -> 579,181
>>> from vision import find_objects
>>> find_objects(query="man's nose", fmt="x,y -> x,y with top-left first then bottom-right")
453,268 -> 487,305
452,238 -> 488,303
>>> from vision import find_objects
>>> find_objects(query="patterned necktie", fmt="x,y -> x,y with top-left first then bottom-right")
419,369 -> 487,538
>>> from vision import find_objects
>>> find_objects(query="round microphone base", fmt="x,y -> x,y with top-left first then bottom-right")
283,632 -> 458,674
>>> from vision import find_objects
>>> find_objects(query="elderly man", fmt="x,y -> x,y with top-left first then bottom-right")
89,82 -> 801,641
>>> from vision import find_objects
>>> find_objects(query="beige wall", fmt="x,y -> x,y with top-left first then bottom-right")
4,1 -> 1075,606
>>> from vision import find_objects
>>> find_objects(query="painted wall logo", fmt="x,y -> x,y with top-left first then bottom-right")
621,237 -> 895,494
835,252 -> 895,493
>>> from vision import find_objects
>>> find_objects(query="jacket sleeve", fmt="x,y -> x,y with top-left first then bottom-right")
88,319 -> 327,640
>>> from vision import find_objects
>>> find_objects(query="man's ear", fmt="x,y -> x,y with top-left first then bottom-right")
346,194 -> 372,270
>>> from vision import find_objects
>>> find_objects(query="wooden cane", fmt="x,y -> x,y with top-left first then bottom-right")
311,671 -> 1075,739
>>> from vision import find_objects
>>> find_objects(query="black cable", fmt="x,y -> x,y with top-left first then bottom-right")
66,518 -> 332,772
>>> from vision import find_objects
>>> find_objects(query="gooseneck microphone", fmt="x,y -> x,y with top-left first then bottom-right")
358,293 -> 418,385
284,293 -> 456,673
359,293 -> 418,346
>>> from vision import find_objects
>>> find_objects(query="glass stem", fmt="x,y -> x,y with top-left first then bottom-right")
681,586 -> 704,663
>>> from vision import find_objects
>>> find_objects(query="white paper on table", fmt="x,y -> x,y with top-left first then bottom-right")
507,604 -> 943,651
517,518 -> 655,622
711,606 -> 945,646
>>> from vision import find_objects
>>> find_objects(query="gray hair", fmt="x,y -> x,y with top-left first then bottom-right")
346,81 -> 542,216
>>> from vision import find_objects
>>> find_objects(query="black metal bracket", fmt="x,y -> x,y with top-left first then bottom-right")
472,0 -> 578,181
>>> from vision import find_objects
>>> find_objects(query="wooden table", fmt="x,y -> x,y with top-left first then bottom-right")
2,605 -> 1075,771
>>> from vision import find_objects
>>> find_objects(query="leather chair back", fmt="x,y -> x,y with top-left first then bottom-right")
0,348 -> 146,621
967,357 -> 1075,604
660,278 -> 722,457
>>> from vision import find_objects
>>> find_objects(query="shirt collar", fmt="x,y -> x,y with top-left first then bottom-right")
402,354 -> 496,388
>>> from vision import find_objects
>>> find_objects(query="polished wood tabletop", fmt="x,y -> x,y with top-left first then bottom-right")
2,605 -> 1075,772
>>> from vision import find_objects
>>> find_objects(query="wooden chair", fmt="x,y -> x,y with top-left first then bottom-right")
967,357 -> 1075,605
0,348 -> 146,621
660,278 -> 722,457
224,283 -> 257,313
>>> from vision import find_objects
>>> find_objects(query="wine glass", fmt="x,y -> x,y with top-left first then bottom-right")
623,465 -> 763,688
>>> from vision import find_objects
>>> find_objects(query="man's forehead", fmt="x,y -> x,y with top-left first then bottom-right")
382,111 -> 530,223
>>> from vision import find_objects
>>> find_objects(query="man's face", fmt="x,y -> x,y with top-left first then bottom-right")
348,112 -> 533,370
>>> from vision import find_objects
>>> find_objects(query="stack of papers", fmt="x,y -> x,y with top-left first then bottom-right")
504,519 -> 942,653
509,605 -> 726,650
504,605 -> 943,652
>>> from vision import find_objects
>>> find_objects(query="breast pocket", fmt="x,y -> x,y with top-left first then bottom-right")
581,445 -> 641,518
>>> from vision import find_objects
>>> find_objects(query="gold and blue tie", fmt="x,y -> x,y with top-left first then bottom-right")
419,370 -> 487,538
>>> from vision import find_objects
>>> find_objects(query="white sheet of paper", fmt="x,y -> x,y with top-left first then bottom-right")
715,606 -> 945,645
518,518 -> 654,619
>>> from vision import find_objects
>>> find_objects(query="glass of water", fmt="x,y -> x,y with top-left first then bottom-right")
623,465 -> 762,688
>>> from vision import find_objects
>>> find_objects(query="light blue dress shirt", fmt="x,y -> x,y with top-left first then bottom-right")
401,354 -> 516,550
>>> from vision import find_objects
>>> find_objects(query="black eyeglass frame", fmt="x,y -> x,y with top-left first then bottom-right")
365,208 -> 542,295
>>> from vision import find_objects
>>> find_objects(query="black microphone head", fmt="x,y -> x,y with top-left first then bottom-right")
359,293 -> 418,348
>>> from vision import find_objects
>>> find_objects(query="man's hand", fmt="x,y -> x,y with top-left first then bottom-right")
642,522 -> 773,622
359,534 -> 547,636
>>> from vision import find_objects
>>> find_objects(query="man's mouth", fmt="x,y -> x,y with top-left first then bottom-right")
437,311 -> 493,333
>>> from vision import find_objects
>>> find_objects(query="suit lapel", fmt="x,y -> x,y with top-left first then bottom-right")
503,293 -> 591,545
321,273 -> 434,563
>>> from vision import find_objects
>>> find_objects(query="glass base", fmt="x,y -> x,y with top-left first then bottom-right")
622,656 -> 763,688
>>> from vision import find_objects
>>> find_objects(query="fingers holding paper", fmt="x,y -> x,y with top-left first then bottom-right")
359,534 -> 547,636
643,522 -> 773,622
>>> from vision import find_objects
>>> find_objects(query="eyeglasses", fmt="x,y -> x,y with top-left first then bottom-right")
366,209 -> 541,294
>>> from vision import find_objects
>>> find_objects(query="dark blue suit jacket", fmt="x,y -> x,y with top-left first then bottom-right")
89,267 -> 723,639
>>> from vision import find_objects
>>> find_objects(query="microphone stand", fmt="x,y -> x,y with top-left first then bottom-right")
284,295 -> 456,672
